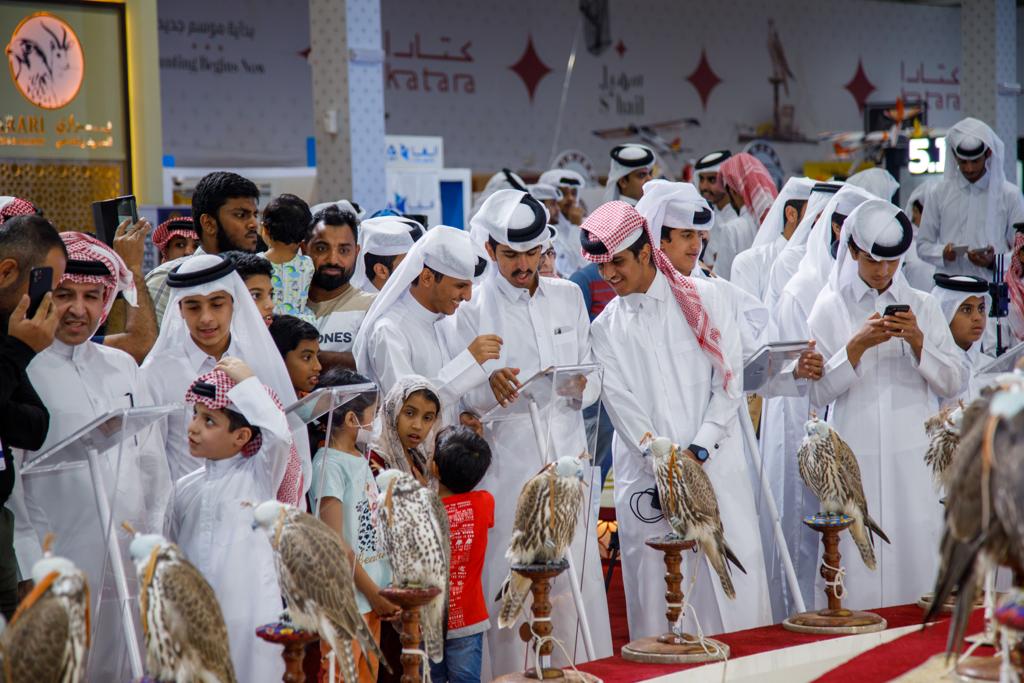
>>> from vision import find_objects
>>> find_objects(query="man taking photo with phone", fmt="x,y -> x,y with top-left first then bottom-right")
0,212 -> 65,619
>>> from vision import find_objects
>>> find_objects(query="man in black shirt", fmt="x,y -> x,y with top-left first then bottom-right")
0,213 -> 65,617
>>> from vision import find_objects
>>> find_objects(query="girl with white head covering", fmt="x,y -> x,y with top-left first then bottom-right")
141,254 -> 307,489
931,273 -> 991,406
917,117 -> 1024,278
807,199 -> 967,611
370,375 -> 443,483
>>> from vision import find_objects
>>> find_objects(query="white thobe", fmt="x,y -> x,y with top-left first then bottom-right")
706,208 -> 758,280
808,277 -> 967,610
761,278 -> 827,613
358,292 -> 488,423
943,344 -> 984,409
716,202 -> 739,225
446,275 -> 611,676
553,216 -> 588,277
142,337 -> 243,483
165,377 -> 289,683
592,270 -> 772,639
13,339 -> 171,681
901,237 -> 936,291
730,236 -> 786,303
916,172 -> 1024,278
692,267 -> 804,622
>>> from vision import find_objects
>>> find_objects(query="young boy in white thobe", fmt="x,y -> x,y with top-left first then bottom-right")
930,273 -> 991,407
165,359 -> 292,683
808,199 -> 967,610
141,254 -> 306,500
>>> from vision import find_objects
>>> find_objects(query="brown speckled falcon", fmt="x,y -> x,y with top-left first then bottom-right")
497,456 -> 585,629
928,389 -> 1024,656
0,547 -> 89,683
375,470 -> 450,663
797,416 -> 890,570
646,435 -> 746,599
126,531 -> 235,683
924,403 -> 963,491
252,501 -> 386,682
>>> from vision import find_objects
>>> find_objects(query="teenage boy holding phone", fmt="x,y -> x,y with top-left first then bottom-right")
806,200 -> 967,614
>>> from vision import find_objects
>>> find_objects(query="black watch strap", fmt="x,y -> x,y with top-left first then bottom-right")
688,443 -> 709,462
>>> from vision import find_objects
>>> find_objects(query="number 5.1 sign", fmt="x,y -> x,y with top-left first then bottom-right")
908,137 -> 947,175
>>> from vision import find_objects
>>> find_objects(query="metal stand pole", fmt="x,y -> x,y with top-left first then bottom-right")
86,446 -> 144,678
526,397 -> 596,662
740,408 -> 806,613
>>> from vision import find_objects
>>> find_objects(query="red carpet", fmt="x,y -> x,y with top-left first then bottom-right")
579,597 -> 950,683
813,608 -> 988,681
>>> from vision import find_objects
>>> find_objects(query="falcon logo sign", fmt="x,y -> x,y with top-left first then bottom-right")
6,12 -> 84,109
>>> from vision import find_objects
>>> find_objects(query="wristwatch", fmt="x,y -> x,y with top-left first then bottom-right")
688,444 -> 710,463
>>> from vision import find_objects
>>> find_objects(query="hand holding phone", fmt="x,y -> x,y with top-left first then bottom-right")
883,304 -> 910,318
8,267 -> 58,352
91,195 -> 138,246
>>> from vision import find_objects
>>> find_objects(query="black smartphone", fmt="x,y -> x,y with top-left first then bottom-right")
883,304 -> 910,317
27,266 -> 52,318
91,195 -> 138,245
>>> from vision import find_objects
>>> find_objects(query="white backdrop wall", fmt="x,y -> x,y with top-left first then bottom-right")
157,0 -> 982,175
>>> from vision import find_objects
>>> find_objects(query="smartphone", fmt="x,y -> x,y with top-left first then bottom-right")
26,266 -> 52,318
883,304 -> 910,317
91,195 -> 138,245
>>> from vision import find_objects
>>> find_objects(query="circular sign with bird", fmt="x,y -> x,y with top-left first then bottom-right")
6,12 -> 84,110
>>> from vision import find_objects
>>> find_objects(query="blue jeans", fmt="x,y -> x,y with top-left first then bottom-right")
428,632 -> 483,683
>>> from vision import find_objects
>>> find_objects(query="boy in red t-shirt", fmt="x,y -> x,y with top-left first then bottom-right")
428,426 -> 494,683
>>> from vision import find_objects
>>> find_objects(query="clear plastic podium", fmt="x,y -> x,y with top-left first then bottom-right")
478,363 -> 604,664
20,404 -> 183,681
283,383 -> 379,517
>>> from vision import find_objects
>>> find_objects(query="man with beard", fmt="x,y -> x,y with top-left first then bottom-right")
694,150 -> 737,224
306,204 -> 375,370
146,171 -> 261,325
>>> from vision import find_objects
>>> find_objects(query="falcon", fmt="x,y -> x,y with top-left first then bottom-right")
0,540 -> 89,683
497,456 -> 585,628
126,529 -> 236,683
375,470 -> 450,664
923,403 -> 964,491
645,435 -> 746,599
927,389 -> 1024,655
251,500 -> 386,682
797,416 -> 890,569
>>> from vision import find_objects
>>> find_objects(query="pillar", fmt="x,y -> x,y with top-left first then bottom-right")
960,0 -> 1018,178
308,0 -> 387,210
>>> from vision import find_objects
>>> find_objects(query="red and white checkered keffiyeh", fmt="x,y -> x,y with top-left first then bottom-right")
60,231 -> 137,323
186,370 -> 304,506
152,216 -> 197,255
580,201 -> 734,393
718,153 -> 779,224
0,197 -> 36,224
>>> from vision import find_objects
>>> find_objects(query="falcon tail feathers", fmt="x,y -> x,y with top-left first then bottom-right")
724,542 -> 746,575
706,533 -> 737,600
422,595 -> 445,663
866,515 -> 890,545
497,572 -> 531,629
849,515 -> 878,570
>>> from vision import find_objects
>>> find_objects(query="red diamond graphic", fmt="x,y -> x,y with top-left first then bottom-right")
508,35 -> 552,102
686,49 -> 721,110
615,40 -> 627,58
844,58 -> 876,113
